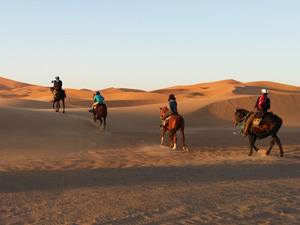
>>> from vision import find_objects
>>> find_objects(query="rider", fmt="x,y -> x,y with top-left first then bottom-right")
89,90 -> 105,112
241,88 -> 270,136
51,76 -> 63,101
159,94 -> 178,129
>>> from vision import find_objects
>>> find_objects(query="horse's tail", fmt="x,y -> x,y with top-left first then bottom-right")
169,116 -> 184,141
258,117 -> 282,140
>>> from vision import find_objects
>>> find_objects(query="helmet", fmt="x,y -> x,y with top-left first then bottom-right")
261,89 -> 268,94
55,76 -> 60,80
95,91 -> 100,95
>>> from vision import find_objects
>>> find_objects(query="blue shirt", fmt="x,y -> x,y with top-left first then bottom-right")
169,100 -> 178,115
94,94 -> 104,103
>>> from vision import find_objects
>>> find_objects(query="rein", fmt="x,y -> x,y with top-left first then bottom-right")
235,112 -> 251,129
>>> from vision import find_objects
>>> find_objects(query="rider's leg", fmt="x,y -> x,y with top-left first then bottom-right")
242,113 -> 256,136
89,102 -> 98,112
159,113 -> 172,130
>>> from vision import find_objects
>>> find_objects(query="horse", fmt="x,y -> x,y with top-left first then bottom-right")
159,107 -> 188,151
92,104 -> 107,130
50,88 -> 66,113
233,108 -> 284,157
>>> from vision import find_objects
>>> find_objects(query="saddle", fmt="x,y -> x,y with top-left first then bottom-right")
53,89 -> 66,98
252,111 -> 270,127
60,90 -> 66,98
95,103 -> 106,110
162,114 -> 179,127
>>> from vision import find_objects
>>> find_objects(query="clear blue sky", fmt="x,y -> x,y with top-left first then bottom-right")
1,0 -> 300,91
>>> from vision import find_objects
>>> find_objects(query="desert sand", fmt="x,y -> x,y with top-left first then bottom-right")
0,76 -> 300,225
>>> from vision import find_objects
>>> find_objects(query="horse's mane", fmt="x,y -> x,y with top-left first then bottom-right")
236,108 -> 250,114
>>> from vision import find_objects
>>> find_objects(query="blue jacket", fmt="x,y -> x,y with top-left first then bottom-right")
94,94 -> 104,103
169,100 -> 178,115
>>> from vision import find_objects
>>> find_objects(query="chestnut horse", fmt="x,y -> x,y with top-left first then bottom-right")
159,107 -> 188,151
234,108 -> 283,157
92,104 -> 107,130
50,88 -> 65,113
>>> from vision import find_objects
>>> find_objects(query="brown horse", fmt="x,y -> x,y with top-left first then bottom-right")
234,108 -> 283,157
159,107 -> 188,151
92,104 -> 107,130
50,88 -> 66,113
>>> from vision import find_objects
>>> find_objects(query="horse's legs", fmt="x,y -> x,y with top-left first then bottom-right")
179,127 -> 188,151
253,136 -> 259,152
103,116 -> 106,130
274,134 -> 284,157
62,98 -> 65,113
266,135 -> 276,156
161,129 -> 167,145
172,132 -> 177,150
56,101 -> 60,112
99,118 -> 103,127
248,135 -> 255,156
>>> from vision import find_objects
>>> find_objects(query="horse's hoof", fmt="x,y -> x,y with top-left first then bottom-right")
183,147 -> 189,152
247,154 -> 253,157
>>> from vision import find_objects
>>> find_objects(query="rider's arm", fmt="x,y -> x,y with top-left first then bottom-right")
265,98 -> 270,110
253,97 -> 259,109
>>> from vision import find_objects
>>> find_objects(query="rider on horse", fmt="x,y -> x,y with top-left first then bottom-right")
159,94 -> 178,130
51,76 -> 63,102
241,88 -> 271,136
89,91 -> 105,113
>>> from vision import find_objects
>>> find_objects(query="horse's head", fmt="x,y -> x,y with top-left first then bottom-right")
233,108 -> 249,126
159,107 -> 169,120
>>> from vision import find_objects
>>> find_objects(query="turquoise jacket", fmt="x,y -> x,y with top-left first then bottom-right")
94,94 -> 104,103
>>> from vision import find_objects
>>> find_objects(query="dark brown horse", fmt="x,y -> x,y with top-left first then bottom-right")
50,88 -> 66,113
159,107 -> 188,151
234,108 -> 283,157
92,104 -> 107,130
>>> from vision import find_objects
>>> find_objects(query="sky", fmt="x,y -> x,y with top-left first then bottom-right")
1,0 -> 300,91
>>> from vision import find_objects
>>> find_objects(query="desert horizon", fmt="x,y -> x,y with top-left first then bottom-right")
0,76 -> 300,224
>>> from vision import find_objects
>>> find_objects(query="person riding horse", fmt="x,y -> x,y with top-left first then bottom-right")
51,76 -> 63,102
241,88 -> 271,136
159,94 -> 178,130
88,91 -> 105,113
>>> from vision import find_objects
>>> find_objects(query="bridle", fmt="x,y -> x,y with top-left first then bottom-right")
234,111 -> 251,129
160,107 -> 169,120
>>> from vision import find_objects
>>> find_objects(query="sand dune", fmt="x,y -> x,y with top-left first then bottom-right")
0,76 -> 300,224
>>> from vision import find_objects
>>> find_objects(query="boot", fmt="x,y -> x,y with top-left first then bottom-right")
239,130 -> 248,137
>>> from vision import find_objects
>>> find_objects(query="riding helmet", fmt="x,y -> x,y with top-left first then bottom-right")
261,89 -> 268,94
96,91 -> 100,95
55,76 -> 60,80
